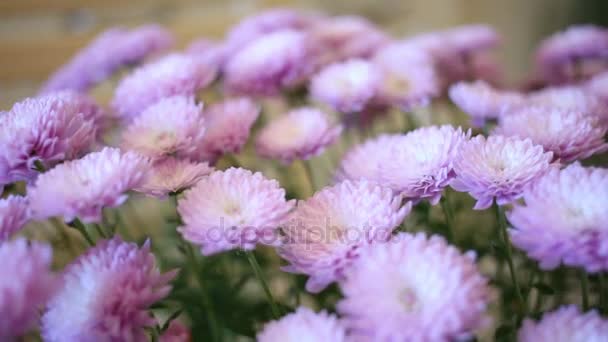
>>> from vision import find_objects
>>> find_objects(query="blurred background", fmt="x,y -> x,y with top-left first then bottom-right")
0,0 -> 606,108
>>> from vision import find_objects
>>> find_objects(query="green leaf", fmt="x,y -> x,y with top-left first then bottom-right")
533,282 -> 555,295
161,309 -> 183,332
494,324 -> 514,341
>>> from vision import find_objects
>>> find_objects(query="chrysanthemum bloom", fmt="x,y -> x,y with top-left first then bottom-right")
279,180 -> 411,292
509,163 -> 608,272
310,59 -> 380,113
0,196 -> 29,242
256,108 -> 343,164
518,306 -> 608,342
338,232 -> 490,341
224,29 -> 314,96
135,158 -> 213,199
586,71 -> 608,103
198,98 -> 260,163
0,238 -> 58,339
0,93 -> 98,186
113,53 -> 217,118
53,90 -> 108,137
373,44 -> 439,110
441,24 -> 500,54
257,307 -> 346,342
28,147 -> 149,223
42,238 -> 176,342
469,52 -> 504,85
526,86 -> 608,126
334,134 -> 402,183
449,80 -> 524,126
41,25 -> 173,93
379,126 -> 470,204
121,96 -> 206,160
495,107 -> 608,163
178,168 -> 295,255
185,38 -> 227,68
451,135 -> 553,210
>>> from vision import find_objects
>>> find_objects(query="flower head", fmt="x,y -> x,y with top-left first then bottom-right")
224,30 -> 313,96
42,238 -> 176,342
451,135 -> 553,210
113,53 -> 217,118
257,307 -> 346,342
518,306 -> 608,342
526,86 -> 608,126
28,147 -> 149,223
337,232 -> 490,341
495,107 -> 608,162
135,158 -> 213,199
279,180 -> 411,292
256,107 -> 342,164
0,238 -> 58,339
441,24 -> 500,53
310,59 -> 381,113
379,125 -> 470,204
0,93 -> 98,186
198,98 -> 260,163
178,168 -> 294,255
334,134 -> 402,183
509,163 -> 608,272
449,81 -> 524,126
121,96 -> 206,160
0,196 -> 29,242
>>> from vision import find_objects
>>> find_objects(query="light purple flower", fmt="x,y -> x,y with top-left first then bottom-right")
257,307 -> 346,342
135,157 -> 213,199
338,232 -> 490,341
279,180 -> 411,293
198,98 -> 260,163
441,24 -> 500,54
310,59 -> 381,113
0,238 -> 58,340
0,93 -> 98,186
526,86 -> 608,126
185,38 -> 227,68
509,163 -> 608,272
379,125 -> 470,204
495,107 -> 608,162
334,134 -> 402,183
41,25 -> 173,93
449,80 -> 524,126
256,107 -> 342,164
28,147 -> 149,223
42,238 -> 176,342
177,168 -> 295,255
113,53 -> 217,118
518,306 -> 608,342
451,135 -> 554,210
52,90 -> 108,138
0,195 -> 29,242
586,71 -> 608,103
121,96 -> 206,160
224,29 -> 314,96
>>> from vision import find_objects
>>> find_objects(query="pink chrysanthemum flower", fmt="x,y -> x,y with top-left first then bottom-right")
121,96 -> 206,160
279,180 -> 411,293
41,25 -> 173,93
518,306 -> 608,342
0,93 -> 98,186
495,107 -> 608,163
509,163 -> 608,272
586,71 -> 608,103
310,59 -> 380,113
338,232 -> 490,341
334,134 -> 402,183
28,147 -> 149,223
451,135 -> 554,210
185,38 -> 227,68
373,44 -> 439,110
256,107 -> 342,164
135,158 -> 213,199
441,24 -> 500,54
257,307 -> 346,342
0,196 -> 29,242
224,29 -> 313,96
449,80 -> 524,126
178,168 -> 295,255
52,90 -> 108,137
0,238 -> 58,340
113,53 -> 217,118
379,126 -> 470,204
42,238 -> 176,342
198,98 -> 260,163
526,86 -> 608,126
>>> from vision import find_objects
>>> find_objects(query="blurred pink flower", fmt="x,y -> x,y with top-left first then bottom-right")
135,158 -> 213,199
257,307 -> 346,342
0,195 -> 29,242
518,306 -> 608,342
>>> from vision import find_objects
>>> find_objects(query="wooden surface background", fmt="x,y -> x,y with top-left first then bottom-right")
0,0 -> 592,108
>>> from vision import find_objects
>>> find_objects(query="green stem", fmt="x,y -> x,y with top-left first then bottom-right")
186,244 -> 220,342
67,218 -> 95,246
50,217 -> 78,255
439,194 -> 454,242
579,269 -> 589,311
33,160 -> 46,173
493,202 -> 525,315
599,273 -> 607,313
92,223 -> 108,238
298,160 -> 316,197
245,250 -> 281,319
